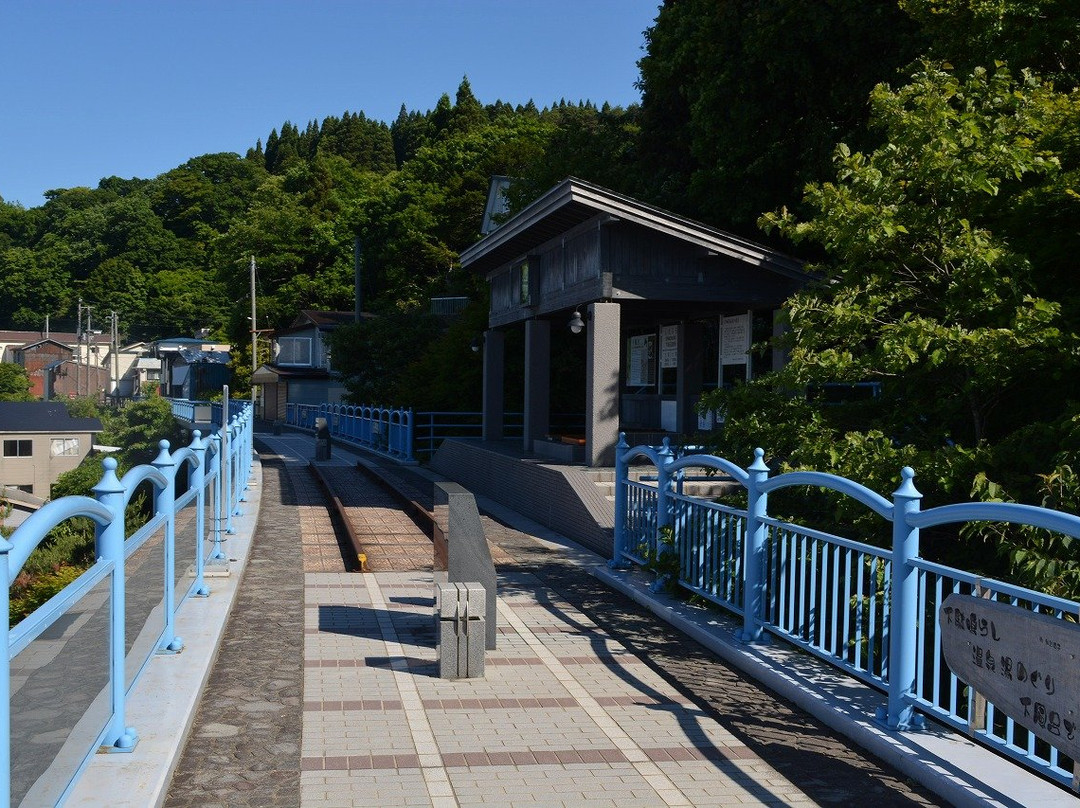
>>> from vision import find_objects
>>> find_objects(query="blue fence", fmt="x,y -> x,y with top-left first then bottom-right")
1,403 -> 254,807
169,397 -> 250,428
285,403 -> 537,461
615,435 -> 1080,791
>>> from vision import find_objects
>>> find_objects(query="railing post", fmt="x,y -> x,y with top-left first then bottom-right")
238,415 -> 249,502
406,408 -> 415,462
189,430 -> 210,596
609,432 -> 631,569
0,537 -> 12,805
650,439 -> 676,593
209,432 -> 226,561
230,423 -> 243,518
246,407 -> 254,482
738,447 -> 771,642
656,438 -> 674,536
222,422 -> 237,532
883,466 -> 925,730
94,457 -> 138,751
152,440 -> 183,654
240,409 -> 251,495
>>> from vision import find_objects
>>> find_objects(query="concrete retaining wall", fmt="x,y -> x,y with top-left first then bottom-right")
430,439 -> 614,557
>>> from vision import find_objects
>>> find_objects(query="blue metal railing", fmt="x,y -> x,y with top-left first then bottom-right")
283,404 -> 540,461
613,434 -> 1080,791
2,403 -> 254,807
170,397 -> 249,428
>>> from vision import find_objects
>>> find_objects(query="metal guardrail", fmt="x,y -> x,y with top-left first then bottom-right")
170,398 -> 249,428
284,404 -> 579,461
614,434 -> 1080,791
2,404 -> 254,806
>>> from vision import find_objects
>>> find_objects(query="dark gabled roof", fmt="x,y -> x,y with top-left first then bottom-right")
459,177 -> 804,279
0,402 -> 103,434
0,331 -> 109,347
294,311 -> 358,328
275,310 -> 376,337
252,364 -> 334,382
15,338 -> 72,352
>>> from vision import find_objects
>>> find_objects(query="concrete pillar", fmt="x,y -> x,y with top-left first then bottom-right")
523,319 -> 551,453
482,329 -> 505,441
586,302 -> 621,466
677,322 -> 704,434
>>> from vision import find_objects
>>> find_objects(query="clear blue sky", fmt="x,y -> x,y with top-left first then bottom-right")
2,0 -> 660,208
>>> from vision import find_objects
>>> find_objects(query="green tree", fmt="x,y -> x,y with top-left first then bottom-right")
329,312 -> 447,404
901,0 -> 1080,87
636,0 -> 923,233
0,246 -> 70,327
0,363 -> 33,401
701,63 -> 1080,577
757,63 -> 1073,445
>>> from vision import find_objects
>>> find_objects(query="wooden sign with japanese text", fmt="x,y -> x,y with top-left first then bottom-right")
939,593 -> 1080,762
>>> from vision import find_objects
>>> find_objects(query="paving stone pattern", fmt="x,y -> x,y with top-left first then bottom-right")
166,434 -> 948,807
163,458 -> 304,808
482,520 -> 946,808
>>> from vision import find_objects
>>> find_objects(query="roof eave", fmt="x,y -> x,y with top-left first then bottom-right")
458,177 -> 804,279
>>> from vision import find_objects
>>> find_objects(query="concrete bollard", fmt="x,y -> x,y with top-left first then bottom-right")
432,481 -> 497,649
314,417 -> 332,460
435,581 -> 486,679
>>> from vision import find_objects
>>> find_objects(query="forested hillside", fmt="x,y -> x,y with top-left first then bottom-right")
2,1 -> 1079,588
0,80 -> 639,348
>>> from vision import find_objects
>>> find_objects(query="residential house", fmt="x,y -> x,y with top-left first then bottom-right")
252,310 -> 366,422
0,402 -> 103,498
11,339 -> 72,398
171,347 -> 231,400
152,337 -> 231,398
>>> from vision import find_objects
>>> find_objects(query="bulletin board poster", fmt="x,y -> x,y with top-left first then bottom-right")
627,334 -> 657,386
720,314 -> 750,366
659,325 -> 678,369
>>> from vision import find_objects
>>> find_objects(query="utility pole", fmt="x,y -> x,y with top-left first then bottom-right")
110,311 -> 119,402
76,299 -> 83,399
250,255 -> 257,411
85,307 -> 92,398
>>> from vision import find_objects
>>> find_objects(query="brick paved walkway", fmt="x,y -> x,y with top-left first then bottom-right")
163,456 -> 304,808
165,433 -> 948,808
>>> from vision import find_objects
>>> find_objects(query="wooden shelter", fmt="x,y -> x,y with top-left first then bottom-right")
460,178 -> 807,466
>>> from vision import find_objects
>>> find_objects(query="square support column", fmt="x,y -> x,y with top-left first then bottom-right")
586,302 -> 621,467
482,329 -> 505,441
523,318 -> 551,453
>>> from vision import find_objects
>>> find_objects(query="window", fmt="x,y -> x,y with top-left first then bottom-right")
3,440 -> 32,458
51,437 -> 80,457
275,337 -> 313,366
517,260 -> 531,305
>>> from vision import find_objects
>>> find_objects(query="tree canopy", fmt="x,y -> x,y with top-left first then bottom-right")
4,4 -> 1080,593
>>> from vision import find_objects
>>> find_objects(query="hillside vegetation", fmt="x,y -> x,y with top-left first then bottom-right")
1,1 -> 1078,592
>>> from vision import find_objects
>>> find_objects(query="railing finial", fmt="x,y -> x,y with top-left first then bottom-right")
749,447 -> 769,472
893,466 -> 921,500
